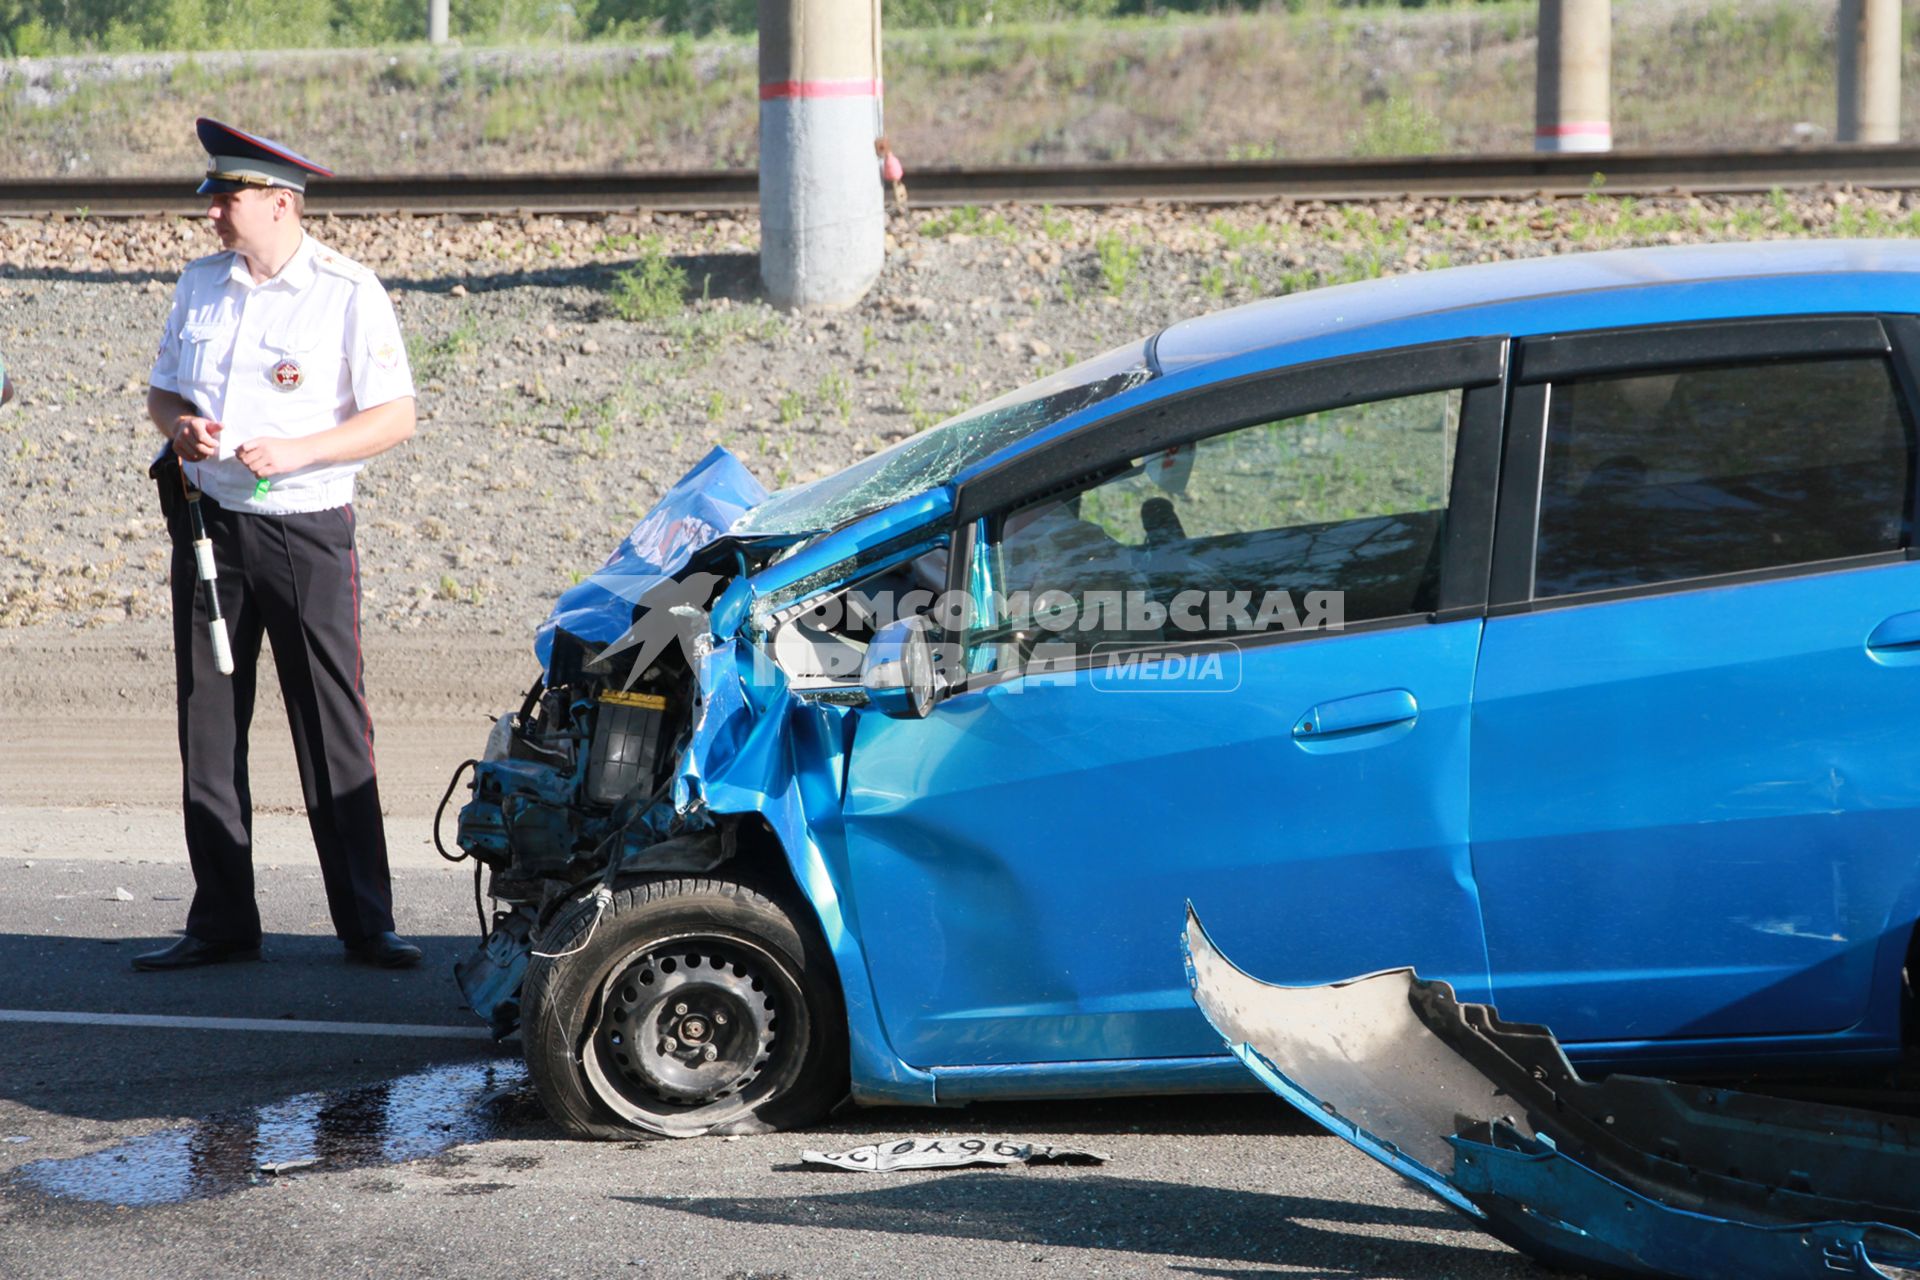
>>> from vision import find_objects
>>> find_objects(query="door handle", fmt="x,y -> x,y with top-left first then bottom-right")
1293,688 -> 1419,740
1866,611 -> 1920,659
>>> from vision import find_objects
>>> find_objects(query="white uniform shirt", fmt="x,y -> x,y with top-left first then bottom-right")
149,233 -> 415,513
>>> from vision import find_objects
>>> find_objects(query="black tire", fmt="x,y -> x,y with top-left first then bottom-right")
521,876 -> 848,1139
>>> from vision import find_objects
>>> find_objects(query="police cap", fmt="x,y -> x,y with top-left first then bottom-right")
195,118 -> 334,195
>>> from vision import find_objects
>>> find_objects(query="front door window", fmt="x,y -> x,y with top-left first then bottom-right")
972,388 -> 1463,673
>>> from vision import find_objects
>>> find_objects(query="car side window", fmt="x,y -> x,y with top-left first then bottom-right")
1533,358 -> 1913,598
973,388 -> 1463,669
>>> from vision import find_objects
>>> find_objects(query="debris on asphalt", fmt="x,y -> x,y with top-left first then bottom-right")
799,1138 -> 1107,1173
109,886 -> 134,901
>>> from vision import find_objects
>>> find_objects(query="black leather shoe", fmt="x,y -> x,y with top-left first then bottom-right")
132,935 -> 262,972
343,932 -> 422,969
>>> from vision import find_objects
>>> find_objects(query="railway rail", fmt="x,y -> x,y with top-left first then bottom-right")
6,145 -> 1920,218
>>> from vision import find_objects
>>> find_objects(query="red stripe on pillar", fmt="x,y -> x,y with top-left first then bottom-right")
759,78 -> 882,100
1535,121 -> 1612,137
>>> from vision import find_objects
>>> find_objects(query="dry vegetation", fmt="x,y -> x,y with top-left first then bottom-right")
3,1 -> 1915,180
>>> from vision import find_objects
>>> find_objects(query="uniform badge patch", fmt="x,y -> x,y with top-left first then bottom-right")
271,358 -> 304,390
371,341 -> 401,371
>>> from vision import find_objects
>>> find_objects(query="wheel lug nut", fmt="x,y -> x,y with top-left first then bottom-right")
714,1013 -> 728,1025
661,1036 -> 678,1052
674,1002 -> 689,1016
703,1045 -> 717,1061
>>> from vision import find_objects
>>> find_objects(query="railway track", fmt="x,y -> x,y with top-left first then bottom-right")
5,145 -> 1920,217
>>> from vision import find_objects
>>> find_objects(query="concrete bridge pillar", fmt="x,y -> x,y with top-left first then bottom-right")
758,0 -> 886,310
1535,0 -> 1612,153
1838,0 -> 1901,144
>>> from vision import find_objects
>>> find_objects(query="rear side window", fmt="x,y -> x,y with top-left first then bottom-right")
1534,358 -> 1913,598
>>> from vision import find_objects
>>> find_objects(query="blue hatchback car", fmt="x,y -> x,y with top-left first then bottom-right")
454,240 -> 1920,1138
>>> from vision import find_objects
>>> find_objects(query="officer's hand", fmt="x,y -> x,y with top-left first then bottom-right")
234,437 -> 312,479
171,415 -> 222,461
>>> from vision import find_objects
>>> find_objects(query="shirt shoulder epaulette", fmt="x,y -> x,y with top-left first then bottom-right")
181,249 -> 237,276
313,249 -> 377,286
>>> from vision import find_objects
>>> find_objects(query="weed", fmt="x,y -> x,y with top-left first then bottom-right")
818,369 -> 854,422
1211,217 -> 1272,251
1094,230 -> 1140,295
705,390 -> 727,422
899,358 -> 926,423
1768,187 -> 1807,234
1199,265 -> 1229,299
607,240 -> 688,322
1349,98 -> 1445,157
406,316 -> 482,382
777,390 -> 804,425
437,573 -> 461,602
1039,204 -> 1073,241
665,305 -> 788,362
1225,141 -> 1280,161
921,204 -> 1018,241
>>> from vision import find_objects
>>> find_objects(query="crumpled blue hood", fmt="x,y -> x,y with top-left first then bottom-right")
534,447 -> 768,670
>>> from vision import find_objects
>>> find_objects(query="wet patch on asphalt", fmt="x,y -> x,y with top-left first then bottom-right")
10,1058 -> 540,1206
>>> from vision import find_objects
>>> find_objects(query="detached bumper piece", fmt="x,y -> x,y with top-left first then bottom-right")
1182,906 -> 1920,1280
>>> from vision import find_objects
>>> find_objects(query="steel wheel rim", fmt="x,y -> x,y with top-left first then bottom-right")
585,932 -> 805,1120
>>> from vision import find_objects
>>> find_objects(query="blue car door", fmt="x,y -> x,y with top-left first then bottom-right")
838,339 -> 1508,1070
1470,317 -> 1920,1050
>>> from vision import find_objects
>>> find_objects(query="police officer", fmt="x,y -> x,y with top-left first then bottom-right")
138,119 -> 421,971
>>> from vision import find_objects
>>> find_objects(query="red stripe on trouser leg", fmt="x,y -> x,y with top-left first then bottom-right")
343,504 -> 377,776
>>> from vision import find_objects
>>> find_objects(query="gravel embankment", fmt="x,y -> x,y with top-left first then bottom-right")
3,187 -> 1916,640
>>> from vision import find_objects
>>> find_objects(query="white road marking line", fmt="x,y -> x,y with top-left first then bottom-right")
0,1009 -> 495,1039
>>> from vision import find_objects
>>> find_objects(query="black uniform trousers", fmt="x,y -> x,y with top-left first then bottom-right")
169,496 -> 395,946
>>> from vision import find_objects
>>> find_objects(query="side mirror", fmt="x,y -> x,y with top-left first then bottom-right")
858,616 -> 943,719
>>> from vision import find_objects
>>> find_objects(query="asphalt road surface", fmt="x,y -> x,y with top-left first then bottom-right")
0,629 -> 1539,1278
0,853 -> 1541,1280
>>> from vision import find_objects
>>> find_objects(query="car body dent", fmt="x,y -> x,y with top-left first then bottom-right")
1183,904 -> 1920,1280
669,618 -> 941,1106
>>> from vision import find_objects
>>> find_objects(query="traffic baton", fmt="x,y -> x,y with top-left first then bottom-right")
179,466 -> 234,676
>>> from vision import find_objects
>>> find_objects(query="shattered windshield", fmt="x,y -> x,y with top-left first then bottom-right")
732,338 -> 1156,537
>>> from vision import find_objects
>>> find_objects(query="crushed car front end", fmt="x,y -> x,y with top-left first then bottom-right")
445,340 -> 1160,1137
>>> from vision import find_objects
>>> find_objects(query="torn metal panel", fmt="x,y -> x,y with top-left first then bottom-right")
1450,1127 -> 1920,1280
1182,904 -> 1920,1280
534,446 -> 767,669
1414,982 -> 1920,1234
454,910 -> 532,1039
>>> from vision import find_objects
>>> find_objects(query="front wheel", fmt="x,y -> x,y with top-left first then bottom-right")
521,876 -> 848,1139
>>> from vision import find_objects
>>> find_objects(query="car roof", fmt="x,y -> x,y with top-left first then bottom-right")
1152,239 -> 1920,377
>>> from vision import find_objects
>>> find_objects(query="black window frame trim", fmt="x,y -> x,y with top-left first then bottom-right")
1489,313 -> 1919,616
